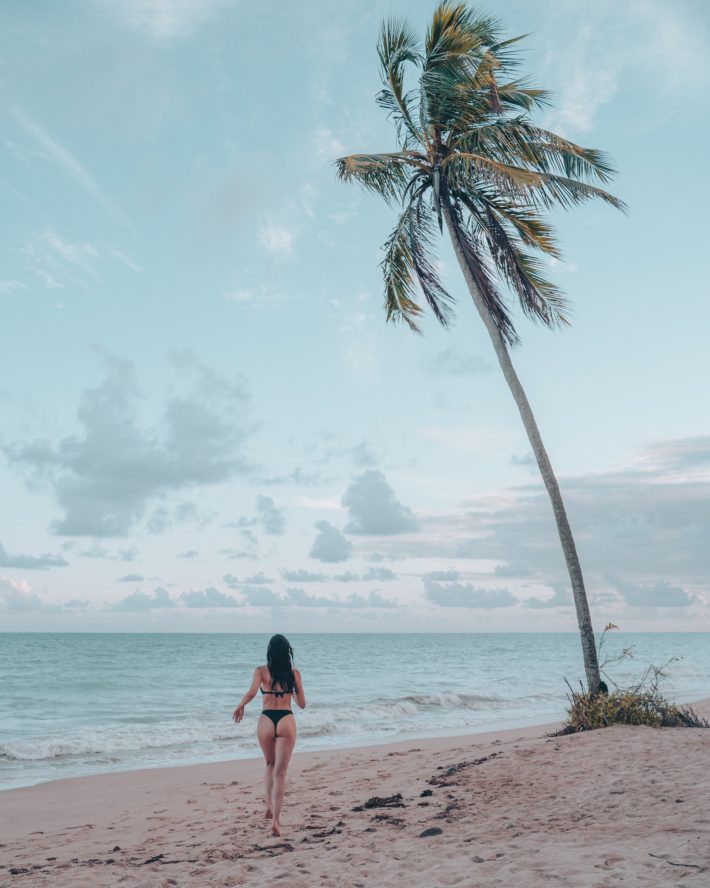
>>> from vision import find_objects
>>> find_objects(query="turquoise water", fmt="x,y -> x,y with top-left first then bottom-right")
1,632 -> 708,789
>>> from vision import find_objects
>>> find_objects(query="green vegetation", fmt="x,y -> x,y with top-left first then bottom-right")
558,687 -> 709,734
557,625 -> 710,733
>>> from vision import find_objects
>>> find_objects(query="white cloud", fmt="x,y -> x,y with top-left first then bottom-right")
0,577 -> 43,611
313,126 -> 345,160
21,228 -> 101,289
540,0 -> 710,134
0,280 -> 27,296
15,111 -> 115,213
258,220 -> 295,257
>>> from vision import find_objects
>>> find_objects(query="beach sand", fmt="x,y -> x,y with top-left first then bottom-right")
1,702 -> 709,887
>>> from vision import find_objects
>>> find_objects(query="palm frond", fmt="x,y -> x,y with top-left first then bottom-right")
377,18 -> 424,147
444,152 -> 626,212
420,2 -> 503,131
463,193 -> 571,329
381,187 -> 455,331
335,152 -> 425,205
477,193 -> 561,257
455,119 -> 617,183
446,196 -> 520,346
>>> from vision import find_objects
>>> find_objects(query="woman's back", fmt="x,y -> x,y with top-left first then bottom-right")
258,665 -> 305,710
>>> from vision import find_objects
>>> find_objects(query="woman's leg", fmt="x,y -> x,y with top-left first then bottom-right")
271,716 -> 297,836
256,715 -> 277,817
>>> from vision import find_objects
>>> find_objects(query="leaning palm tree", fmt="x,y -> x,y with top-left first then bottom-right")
336,1 -> 625,693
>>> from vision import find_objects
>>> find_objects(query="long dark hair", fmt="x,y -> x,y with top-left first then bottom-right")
266,634 -> 296,694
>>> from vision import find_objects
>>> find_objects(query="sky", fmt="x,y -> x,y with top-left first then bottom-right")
1,0 -> 709,632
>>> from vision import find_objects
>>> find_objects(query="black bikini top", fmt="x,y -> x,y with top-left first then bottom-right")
260,687 -> 289,698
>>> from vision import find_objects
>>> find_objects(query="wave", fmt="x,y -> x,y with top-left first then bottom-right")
0,692 -> 542,764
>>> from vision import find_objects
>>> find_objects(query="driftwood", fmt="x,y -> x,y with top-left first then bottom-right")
352,793 -> 405,811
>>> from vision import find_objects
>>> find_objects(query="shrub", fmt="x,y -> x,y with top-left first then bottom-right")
556,686 -> 709,735
555,622 -> 709,735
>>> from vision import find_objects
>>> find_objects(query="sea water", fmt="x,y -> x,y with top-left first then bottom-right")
1,632 -> 708,789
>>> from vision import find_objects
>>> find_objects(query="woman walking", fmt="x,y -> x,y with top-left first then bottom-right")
232,634 -> 306,836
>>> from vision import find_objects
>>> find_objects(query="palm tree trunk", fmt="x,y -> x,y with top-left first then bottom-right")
442,202 -> 601,693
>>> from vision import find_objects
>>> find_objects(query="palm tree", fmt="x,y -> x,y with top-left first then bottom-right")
336,1 -> 625,693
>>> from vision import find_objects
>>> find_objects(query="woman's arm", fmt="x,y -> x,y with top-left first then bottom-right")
232,668 -> 262,723
293,669 -> 306,709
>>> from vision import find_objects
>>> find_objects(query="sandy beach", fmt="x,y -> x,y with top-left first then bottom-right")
1,701 -> 709,887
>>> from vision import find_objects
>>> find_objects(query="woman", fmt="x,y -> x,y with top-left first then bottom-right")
232,634 -> 306,836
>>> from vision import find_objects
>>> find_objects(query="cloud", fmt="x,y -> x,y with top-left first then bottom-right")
257,495 -> 285,534
180,586 -> 241,608
316,566 -> 396,582
423,569 -> 460,581
280,568 -> 328,582
224,571 -> 274,588
313,126 -> 345,160
239,585 -> 285,607
369,436 -> 710,601
540,0 -> 710,134
14,111 -> 115,213
178,549 -> 199,559
118,573 -> 144,582
0,541 -> 68,570
147,501 -> 213,534
0,280 -> 28,296
342,470 -> 419,535
0,577 -> 87,613
424,578 -> 516,608
3,351 -> 255,536
0,577 -> 44,611
429,347 -> 493,377
112,586 -> 176,611
309,520 -> 353,563
258,220 -> 295,257
283,587 -> 397,609
105,0 -> 229,40
524,586 -> 573,609
612,577 -> 696,608
363,566 -> 397,581
351,440 -> 379,467
244,571 -> 273,584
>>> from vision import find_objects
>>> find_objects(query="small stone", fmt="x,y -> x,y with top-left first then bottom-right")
419,827 -> 443,838
420,789 -> 434,797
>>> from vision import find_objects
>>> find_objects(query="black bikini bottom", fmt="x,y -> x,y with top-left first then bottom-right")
261,710 -> 294,736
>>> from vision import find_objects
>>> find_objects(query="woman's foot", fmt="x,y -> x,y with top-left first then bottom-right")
271,819 -> 281,837
264,807 -> 273,819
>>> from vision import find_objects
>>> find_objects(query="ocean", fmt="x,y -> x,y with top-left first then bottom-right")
1,632 -> 708,790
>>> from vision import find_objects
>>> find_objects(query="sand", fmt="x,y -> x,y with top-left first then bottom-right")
1,702 -> 709,887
